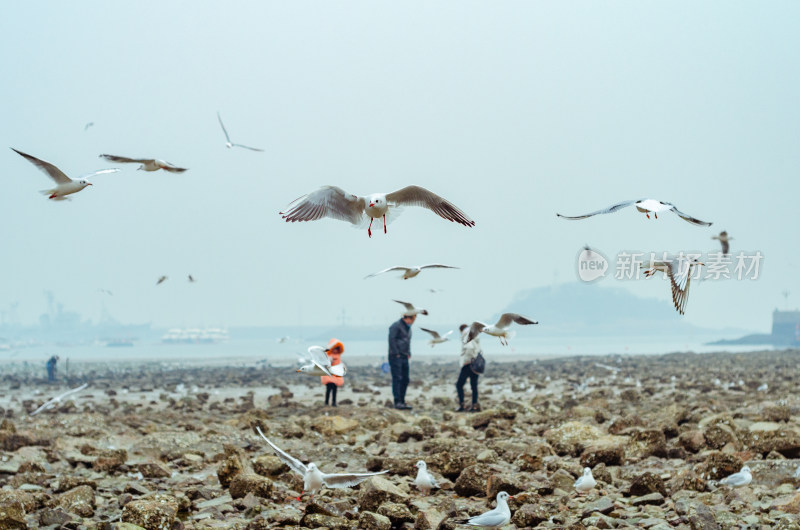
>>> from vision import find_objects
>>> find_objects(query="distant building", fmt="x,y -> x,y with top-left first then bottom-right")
772,310 -> 800,345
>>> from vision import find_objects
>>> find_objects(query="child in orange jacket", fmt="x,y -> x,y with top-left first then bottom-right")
321,338 -> 345,406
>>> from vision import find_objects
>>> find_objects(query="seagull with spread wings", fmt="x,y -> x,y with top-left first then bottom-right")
217,112 -> 264,151
365,264 -> 459,280
280,185 -> 475,237
297,346 -> 346,378
256,427 -> 388,501
467,313 -> 538,345
394,300 -> 428,317
712,231 -> 733,255
557,199 -> 712,226
12,148 -> 119,200
99,154 -> 188,173
641,255 -> 705,315
419,328 -> 453,347
30,383 -> 89,416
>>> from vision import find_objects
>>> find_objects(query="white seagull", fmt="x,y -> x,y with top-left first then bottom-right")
719,466 -> 752,487
712,231 -> 733,255
557,199 -> 712,226
255,427 -> 388,501
467,313 -> 538,346
574,467 -> 597,494
414,460 -> 440,495
793,465 -> 800,479
12,148 -> 119,200
280,185 -> 475,237
99,154 -> 188,173
217,112 -> 264,152
641,255 -> 705,315
420,328 -> 453,347
455,491 -> 513,528
30,383 -> 89,416
296,346 -> 346,378
365,264 -> 459,280
394,300 -> 428,317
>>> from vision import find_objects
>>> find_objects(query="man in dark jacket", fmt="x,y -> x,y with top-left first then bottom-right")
388,313 -> 416,410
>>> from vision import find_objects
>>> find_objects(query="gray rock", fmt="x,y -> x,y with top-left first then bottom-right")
357,476 -> 409,512
58,484 -> 96,517
631,492 -> 665,506
121,494 -> 179,530
229,473 -> 273,499
359,511 -> 391,530
581,496 -> 614,517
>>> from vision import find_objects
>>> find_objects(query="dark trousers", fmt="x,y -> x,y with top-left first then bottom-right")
456,364 -> 479,405
47,365 -> 56,382
389,355 -> 409,405
325,383 -> 337,406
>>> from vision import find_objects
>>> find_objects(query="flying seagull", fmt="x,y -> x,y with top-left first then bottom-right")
217,112 -> 263,152
420,328 -> 453,347
641,255 -> 705,315
365,264 -> 459,280
574,467 -> 597,494
255,427 -> 388,501
84,122 -> 94,131
557,199 -> 712,226
99,154 -> 188,173
394,300 -> 428,317
280,185 -> 475,237
30,383 -> 89,416
712,231 -> 733,255
156,275 -> 168,285
12,148 -> 119,200
454,491 -> 513,528
719,466 -> 752,487
297,346 -> 346,378
467,313 -> 538,345
188,275 -> 196,283
414,460 -> 440,495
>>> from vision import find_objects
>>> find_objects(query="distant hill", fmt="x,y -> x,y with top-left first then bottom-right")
500,282 -> 742,337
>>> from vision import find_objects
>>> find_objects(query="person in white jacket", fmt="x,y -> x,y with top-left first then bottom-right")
456,324 -> 482,412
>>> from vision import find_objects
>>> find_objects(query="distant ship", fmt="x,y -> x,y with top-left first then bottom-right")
161,328 -> 229,344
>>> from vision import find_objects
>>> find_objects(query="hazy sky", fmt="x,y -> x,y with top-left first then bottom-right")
1,2 -> 798,333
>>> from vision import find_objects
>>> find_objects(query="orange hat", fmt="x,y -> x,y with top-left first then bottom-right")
327,338 -> 344,353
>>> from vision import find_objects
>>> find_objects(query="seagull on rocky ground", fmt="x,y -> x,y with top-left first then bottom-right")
296,346 -> 345,378
280,185 -> 475,237
394,300 -> 428,317
365,264 -> 459,280
454,491 -> 513,528
574,467 -> 597,494
420,328 -> 453,347
255,427 -> 387,501
99,154 -> 188,173
641,255 -> 705,315
557,199 -> 712,226
414,460 -> 440,495
12,148 -> 119,200
30,383 -> 89,416
467,313 -> 538,345
719,466 -> 752,487
217,112 -> 263,152
156,275 -> 168,285
712,231 -> 733,255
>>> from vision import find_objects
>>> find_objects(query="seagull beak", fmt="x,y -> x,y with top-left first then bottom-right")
369,202 -> 374,207
698,261 -> 706,266
296,369 -> 302,373
87,182 -> 93,186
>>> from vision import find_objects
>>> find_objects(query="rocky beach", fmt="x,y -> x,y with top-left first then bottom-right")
2,349 -> 800,529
